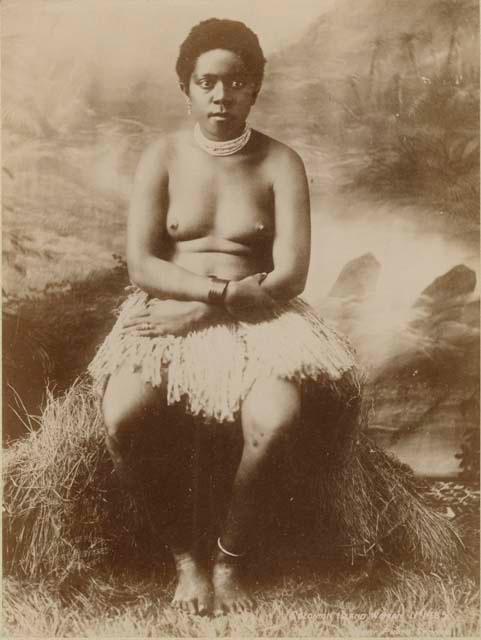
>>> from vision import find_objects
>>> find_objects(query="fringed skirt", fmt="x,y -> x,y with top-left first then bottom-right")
88,289 -> 364,424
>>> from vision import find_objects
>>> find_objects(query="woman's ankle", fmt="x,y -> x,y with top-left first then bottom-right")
215,537 -> 247,566
171,549 -> 199,571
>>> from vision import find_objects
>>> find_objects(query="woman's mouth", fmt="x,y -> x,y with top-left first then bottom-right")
209,112 -> 231,120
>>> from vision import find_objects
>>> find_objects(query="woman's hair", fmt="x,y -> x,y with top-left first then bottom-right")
176,18 -> 266,91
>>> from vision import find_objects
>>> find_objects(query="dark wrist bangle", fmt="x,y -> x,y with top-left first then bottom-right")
208,276 -> 230,305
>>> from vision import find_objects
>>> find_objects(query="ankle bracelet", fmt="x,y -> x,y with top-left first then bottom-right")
217,537 -> 246,558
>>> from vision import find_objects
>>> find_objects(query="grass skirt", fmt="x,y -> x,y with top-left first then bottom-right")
88,289 -> 363,423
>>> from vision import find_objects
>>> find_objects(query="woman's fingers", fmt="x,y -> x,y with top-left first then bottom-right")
241,272 -> 268,285
121,321 -> 190,337
255,272 -> 269,284
135,330 -> 163,337
121,318 -> 156,333
122,313 -> 151,327
127,307 -> 151,317
123,325 -> 165,337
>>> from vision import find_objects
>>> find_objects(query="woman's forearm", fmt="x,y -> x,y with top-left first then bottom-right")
129,254 -> 305,310
129,255 -> 213,303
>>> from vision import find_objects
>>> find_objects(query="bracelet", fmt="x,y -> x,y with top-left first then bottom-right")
207,276 -> 230,306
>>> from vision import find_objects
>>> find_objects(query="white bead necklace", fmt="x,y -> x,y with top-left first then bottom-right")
193,122 -> 252,156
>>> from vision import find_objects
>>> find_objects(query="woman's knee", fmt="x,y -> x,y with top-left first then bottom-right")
101,369 -> 162,438
102,392 -> 136,439
242,379 -> 301,447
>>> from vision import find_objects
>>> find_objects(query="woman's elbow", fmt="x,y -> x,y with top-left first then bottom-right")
127,255 -> 155,292
127,255 -> 169,297
285,268 -> 308,299
268,277 -> 306,301
127,260 -> 144,288
286,281 -> 306,299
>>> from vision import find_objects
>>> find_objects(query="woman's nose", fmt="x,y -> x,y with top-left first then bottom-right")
212,81 -> 230,103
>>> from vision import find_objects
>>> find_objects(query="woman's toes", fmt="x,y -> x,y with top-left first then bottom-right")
198,598 -> 210,616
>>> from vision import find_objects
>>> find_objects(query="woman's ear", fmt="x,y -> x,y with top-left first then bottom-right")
180,83 -> 192,115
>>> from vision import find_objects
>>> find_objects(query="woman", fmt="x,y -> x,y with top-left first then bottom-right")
90,18 -> 362,615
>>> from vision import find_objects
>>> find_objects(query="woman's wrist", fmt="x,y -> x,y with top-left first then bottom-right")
190,300 -> 227,325
207,276 -> 230,306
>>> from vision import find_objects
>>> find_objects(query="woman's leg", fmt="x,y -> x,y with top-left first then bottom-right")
102,366 -> 164,487
102,366 -> 212,614
213,377 -> 301,613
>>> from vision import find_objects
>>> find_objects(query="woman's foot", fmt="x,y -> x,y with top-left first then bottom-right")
171,552 -> 213,615
212,561 -> 253,614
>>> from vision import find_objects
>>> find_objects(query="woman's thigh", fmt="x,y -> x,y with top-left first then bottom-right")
102,365 -> 167,435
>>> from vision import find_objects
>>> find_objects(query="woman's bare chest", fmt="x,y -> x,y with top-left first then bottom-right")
166,155 -> 274,243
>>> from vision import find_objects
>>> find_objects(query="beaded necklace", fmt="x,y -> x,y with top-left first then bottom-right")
193,122 -> 252,156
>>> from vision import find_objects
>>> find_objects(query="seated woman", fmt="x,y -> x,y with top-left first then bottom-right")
89,18 -> 362,615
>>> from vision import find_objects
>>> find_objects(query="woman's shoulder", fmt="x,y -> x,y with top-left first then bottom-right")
252,129 -> 304,163
252,129 -> 306,174
136,131 -> 188,174
139,131 -> 181,158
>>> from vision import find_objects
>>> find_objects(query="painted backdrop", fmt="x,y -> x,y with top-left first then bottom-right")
3,0 -> 479,479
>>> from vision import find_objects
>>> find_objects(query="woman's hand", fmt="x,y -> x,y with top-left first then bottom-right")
121,300 -> 226,337
225,273 -> 276,320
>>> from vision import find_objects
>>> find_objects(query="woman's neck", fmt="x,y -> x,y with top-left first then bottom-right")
197,122 -> 246,142
193,122 -> 252,156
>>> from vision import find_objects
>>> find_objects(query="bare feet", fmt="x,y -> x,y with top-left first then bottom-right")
171,553 -> 212,615
212,562 -> 253,615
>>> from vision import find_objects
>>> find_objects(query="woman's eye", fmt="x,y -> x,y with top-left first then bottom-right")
199,79 -> 213,89
231,80 -> 245,89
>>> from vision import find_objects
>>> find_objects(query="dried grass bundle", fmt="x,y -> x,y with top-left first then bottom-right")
316,437 -> 464,570
3,380 -> 464,580
3,381 -> 159,579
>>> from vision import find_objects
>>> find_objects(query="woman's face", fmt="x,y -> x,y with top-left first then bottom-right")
187,49 -> 257,140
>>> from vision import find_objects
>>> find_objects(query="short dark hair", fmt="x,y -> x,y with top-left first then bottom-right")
176,18 -> 266,92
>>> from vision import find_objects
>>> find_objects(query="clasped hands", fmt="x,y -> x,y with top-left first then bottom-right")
122,273 -> 275,338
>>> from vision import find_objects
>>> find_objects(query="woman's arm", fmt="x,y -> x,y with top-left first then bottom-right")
127,139 -> 275,322
259,145 -> 311,301
127,139 -> 214,303
224,146 -> 310,313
